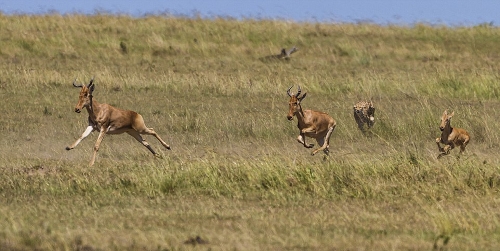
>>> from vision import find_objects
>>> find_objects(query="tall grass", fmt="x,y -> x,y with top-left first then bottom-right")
1,14 -> 500,250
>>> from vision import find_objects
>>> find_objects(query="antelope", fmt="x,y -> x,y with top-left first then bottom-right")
66,78 -> 171,166
287,86 -> 337,155
435,110 -> 470,158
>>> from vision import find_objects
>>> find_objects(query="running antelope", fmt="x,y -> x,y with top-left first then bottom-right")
66,78 -> 171,166
287,86 -> 337,155
435,110 -> 470,158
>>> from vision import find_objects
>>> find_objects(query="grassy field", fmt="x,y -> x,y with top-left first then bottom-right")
1,14 -> 500,250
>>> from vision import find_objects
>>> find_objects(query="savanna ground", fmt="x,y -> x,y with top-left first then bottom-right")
1,14 -> 500,250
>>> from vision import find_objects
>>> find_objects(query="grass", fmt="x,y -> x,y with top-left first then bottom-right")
1,13 -> 500,250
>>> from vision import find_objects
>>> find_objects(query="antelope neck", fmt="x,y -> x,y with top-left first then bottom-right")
294,107 -> 307,126
85,99 -> 100,118
294,105 -> 305,118
442,125 -> 453,136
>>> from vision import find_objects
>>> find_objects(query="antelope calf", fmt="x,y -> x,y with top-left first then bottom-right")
66,78 -> 171,166
435,110 -> 470,158
287,86 -> 337,155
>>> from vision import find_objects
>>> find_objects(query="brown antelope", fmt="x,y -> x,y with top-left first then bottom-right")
435,110 -> 470,158
66,78 -> 171,166
287,86 -> 337,155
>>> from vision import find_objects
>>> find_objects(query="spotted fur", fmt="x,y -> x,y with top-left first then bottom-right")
353,101 -> 375,131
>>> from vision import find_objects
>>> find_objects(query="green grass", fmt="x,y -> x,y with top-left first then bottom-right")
1,14 -> 500,250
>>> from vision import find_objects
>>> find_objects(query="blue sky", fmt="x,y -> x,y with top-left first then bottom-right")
0,1 -> 498,26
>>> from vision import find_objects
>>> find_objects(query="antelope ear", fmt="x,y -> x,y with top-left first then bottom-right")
299,92 -> 307,100
449,111 -> 455,117
88,82 -> 95,93
281,48 -> 286,56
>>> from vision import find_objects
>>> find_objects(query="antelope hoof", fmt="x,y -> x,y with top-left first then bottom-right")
65,146 -> 72,151
437,151 -> 449,159
305,144 -> 314,148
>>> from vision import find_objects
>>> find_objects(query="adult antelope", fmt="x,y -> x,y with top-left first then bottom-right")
435,110 -> 470,158
66,78 -> 171,166
287,86 -> 337,155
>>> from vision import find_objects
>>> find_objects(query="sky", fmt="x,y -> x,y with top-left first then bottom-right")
0,1 -> 498,26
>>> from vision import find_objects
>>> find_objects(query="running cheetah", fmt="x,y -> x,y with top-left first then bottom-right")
353,101 -> 375,132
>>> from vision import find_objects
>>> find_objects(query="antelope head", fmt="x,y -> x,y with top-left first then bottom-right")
287,85 -> 307,120
439,110 -> 454,131
72,78 -> 95,113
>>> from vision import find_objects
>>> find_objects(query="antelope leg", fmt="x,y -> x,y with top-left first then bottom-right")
66,126 -> 94,150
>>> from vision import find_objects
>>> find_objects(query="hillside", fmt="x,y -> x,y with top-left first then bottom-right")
1,14 -> 500,250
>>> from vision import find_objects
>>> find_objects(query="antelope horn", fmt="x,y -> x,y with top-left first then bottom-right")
296,85 -> 302,97
287,86 -> 293,97
72,78 -> 83,88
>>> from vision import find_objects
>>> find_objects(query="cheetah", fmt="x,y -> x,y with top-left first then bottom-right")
353,101 -> 375,132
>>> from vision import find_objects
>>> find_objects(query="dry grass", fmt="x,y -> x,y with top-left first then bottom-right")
1,14 -> 500,250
